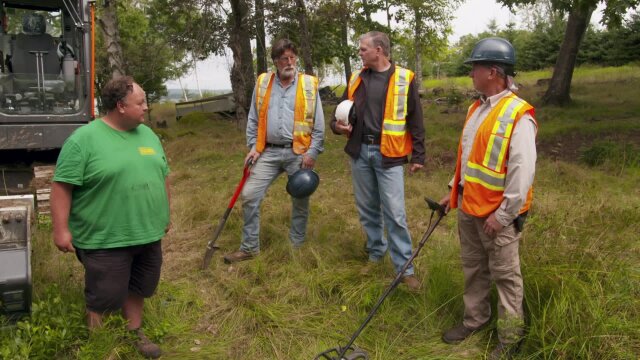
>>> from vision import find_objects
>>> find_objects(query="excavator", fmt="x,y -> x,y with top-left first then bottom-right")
0,0 -> 95,320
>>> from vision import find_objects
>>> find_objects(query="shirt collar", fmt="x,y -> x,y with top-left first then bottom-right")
480,88 -> 511,108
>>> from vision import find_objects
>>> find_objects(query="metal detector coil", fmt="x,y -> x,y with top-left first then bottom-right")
314,345 -> 369,360
315,197 -> 446,359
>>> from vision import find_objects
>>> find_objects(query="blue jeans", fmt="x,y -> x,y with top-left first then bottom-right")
240,147 -> 309,253
351,144 -> 414,275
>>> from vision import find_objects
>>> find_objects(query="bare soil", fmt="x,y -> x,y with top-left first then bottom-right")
537,130 -> 640,162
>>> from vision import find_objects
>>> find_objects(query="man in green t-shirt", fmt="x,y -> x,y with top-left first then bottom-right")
51,76 -> 170,359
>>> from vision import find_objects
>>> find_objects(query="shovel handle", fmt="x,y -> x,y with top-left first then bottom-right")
202,160 -> 254,270
227,161 -> 252,209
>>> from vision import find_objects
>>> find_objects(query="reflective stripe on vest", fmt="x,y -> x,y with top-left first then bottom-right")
450,93 -> 537,217
482,96 -> 528,172
255,72 -> 319,154
347,66 -> 414,157
292,74 -> 319,154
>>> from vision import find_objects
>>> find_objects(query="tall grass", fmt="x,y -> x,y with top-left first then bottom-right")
1,66 -> 638,359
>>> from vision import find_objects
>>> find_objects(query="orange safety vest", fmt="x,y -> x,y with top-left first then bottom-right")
347,66 -> 413,157
254,72 -> 319,154
450,93 -> 537,217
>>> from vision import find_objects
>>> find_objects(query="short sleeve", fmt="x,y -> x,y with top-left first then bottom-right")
53,139 -> 85,186
154,133 -> 170,177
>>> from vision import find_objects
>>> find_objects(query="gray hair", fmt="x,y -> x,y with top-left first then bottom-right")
359,31 -> 390,57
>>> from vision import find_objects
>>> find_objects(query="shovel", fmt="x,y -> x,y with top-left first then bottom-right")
202,159 -> 253,270
315,197 -> 447,360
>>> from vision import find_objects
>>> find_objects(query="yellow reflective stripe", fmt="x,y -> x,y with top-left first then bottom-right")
495,137 -> 510,171
465,161 -> 506,190
384,119 -> 406,126
301,75 -> 308,121
394,69 -> 409,120
468,161 -> 506,179
300,74 -> 318,129
349,71 -> 361,90
498,97 -> 514,118
393,71 -> 400,120
483,96 -> 529,170
501,102 -> 525,138
464,174 -> 505,191
382,118 -> 406,135
256,72 -> 272,113
483,133 -> 497,167
382,129 -> 405,136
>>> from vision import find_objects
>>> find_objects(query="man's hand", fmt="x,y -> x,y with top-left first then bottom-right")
301,154 -> 315,169
408,163 -> 423,174
245,150 -> 260,165
54,228 -> 75,253
439,194 -> 451,214
483,212 -> 504,237
334,122 -> 352,136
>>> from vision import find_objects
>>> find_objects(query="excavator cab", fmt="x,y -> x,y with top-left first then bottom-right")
0,0 -> 94,150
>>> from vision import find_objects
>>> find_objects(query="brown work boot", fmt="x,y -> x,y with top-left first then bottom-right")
400,275 -> 421,291
223,250 -> 254,264
133,329 -> 162,359
488,342 -> 520,360
442,323 -> 486,344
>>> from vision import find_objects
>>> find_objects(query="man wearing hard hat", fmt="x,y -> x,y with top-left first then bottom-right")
223,39 -> 325,263
439,37 -> 537,359
331,31 -> 425,291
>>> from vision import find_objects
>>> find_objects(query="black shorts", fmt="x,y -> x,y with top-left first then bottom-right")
75,240 -> 162,313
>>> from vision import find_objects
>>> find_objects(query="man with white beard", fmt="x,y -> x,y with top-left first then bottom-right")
224,39 -> 325,263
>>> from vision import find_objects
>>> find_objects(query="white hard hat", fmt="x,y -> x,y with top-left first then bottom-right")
335,99 -> 353,125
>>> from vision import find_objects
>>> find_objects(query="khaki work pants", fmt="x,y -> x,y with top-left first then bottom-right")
458,209 -> 525,344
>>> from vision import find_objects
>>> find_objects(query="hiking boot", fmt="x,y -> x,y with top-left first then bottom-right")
442,323 -> 486,344
223,250 -> 254,264
400,275 -> 421,291
134,329 -> 162,359
488,342 -> 519,360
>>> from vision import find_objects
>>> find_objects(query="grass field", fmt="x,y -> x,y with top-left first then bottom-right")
1,65 -> 639,359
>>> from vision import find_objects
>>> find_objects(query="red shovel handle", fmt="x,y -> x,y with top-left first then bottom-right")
227,161 -> 252,209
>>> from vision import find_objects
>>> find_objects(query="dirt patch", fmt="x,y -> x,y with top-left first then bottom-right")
425,150 -> 457,172
538,130 -> 640,163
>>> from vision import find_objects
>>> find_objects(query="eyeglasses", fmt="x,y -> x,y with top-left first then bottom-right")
278,55 -> 297,63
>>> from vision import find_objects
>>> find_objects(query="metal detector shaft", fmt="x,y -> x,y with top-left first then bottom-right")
337,198 -> 446,359
202,160 -> 253,269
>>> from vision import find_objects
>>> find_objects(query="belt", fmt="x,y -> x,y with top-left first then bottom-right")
266,143 -> 292,148
362,134 -> 380,145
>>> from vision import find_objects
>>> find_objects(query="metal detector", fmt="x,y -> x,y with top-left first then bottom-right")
315,197 -> 447,360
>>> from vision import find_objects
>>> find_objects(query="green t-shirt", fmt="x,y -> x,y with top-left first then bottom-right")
53,119 -> 170,249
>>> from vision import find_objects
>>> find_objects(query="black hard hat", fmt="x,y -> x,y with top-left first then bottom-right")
464,37 -> 515,66
286,169 -> 320,199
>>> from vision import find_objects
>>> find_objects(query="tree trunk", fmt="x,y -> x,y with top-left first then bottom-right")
98,0 -> 126,79
177,77 -> 188,101
255,0 -> 268,75
340,0 -> 351,84
295,0 -> 314,75
193,53 -> 203,98
413,5 -> 422,94
542,4 -> 595,106
229,0 -> 255,129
